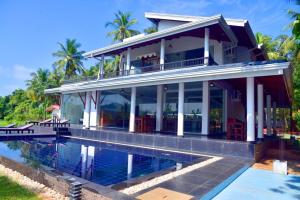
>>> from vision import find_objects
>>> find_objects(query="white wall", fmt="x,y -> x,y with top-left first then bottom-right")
158,20 -> 187,31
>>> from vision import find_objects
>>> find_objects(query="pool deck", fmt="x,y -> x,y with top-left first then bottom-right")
213,168 -> 300,200
133,156 -> 252,200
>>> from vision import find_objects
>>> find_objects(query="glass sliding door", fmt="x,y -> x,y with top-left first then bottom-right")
136,86 -> 157,132
210,85 -> 224,135
61,93 -> 84,124
99,89 -> 131,129
184,82 -> 203,134
163,84 -> 178,133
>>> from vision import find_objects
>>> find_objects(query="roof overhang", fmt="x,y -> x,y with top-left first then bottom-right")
145,12 -> 257,48
45,62 -> 290,96
83,15 -> 237,58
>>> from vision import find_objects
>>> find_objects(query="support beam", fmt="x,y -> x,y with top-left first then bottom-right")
273,102 -> 277,134
246,77 -> 255,142
177,82 -> 184,136
160,39 -> 165,70
83,91 -> 91,129
156,85 -> 163,131
126,47 -> 131,74
98,54 -> 104,79
89,91 -> 98,130
202,81 -> 210,135
257,84 -> 264,139
204,28 -> 210,65
266,95 -> 272,135
129,87 -> 136,132
222,89 -> 228,132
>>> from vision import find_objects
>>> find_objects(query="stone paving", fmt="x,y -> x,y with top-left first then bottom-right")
132,156 -> 252,199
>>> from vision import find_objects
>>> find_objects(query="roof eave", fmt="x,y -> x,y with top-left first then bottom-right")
83,15 -> 224,58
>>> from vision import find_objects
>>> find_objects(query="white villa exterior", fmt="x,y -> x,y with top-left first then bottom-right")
46,12 -> 292,144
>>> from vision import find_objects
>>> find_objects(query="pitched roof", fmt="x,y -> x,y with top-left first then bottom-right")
83,14 -> 237,58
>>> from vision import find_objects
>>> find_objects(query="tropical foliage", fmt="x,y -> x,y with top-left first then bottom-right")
53,39 -> 85,78
105,10 -> 140,42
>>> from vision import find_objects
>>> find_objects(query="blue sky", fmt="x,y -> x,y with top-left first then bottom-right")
0,0 -> 297,96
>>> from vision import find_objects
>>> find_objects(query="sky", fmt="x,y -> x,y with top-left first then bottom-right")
0,0 -> 297,96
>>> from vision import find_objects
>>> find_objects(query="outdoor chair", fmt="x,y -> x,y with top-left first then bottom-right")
0,123 -> 34,134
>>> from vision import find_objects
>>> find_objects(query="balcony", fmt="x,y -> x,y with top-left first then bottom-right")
63,57 -> 206,84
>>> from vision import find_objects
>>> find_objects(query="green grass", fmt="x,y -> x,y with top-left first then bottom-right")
0,175 -> 40,200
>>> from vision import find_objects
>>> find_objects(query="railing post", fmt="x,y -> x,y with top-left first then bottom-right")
126,47 -> 131,75
160,39 -> 165,70
204,28 -> 210,66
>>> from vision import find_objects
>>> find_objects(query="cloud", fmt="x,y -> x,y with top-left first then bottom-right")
0,64 -> 35,96
12,64 -> 34,81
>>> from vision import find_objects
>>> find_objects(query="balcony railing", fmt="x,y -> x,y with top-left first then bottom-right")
63,57 -> 206,84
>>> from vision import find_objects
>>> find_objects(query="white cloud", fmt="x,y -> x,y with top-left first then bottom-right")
12,64 -> 34,81
0,64 -> 35,96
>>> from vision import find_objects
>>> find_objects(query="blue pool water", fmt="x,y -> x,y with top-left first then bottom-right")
0,137 -> 204,186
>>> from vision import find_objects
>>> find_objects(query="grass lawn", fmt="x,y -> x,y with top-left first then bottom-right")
0,175 -> 40,200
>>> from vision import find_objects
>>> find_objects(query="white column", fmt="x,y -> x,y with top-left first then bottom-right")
222,89 -> 228,132
246,77 -> 255,142
202,81 -> 210,135
177,82 -> 184,136
273,102 -> 277,134
58,94 -> 63,119
100,54 -> 104,78
127,154 -> 133,178
257,84 -> 264,139
83,92 -> 91,129
204,28 -> 210,65
126,47 -> 131,74
129,87 -> 136,132
89,91 -> 98,130
160,39 -> 165,70
156,85 -> 163,131
266,95 -> 272,135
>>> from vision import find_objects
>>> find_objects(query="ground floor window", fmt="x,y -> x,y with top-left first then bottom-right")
210,85 -> 224,134
184,82 -> 203,134
136,86 -> 156,132
61,93 -> 84,124
99,88 -> 131,129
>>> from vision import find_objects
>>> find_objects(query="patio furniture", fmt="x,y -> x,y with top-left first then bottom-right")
227,118 -> 245,141
41,119 -> 70,127
0,124 -> 34,134
0,123 -> 16,128
39,118 -> 52,126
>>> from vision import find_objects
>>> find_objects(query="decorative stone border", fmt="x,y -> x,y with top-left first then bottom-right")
0,164 -> 68,200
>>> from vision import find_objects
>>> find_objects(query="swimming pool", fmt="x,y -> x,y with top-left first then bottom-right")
0,137 -> 206,186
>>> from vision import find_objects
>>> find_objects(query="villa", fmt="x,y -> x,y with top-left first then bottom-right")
45,12 -> 292,159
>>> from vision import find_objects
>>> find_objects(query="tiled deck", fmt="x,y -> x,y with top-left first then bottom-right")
132,156 -> 252,199
213,168 -> 300,200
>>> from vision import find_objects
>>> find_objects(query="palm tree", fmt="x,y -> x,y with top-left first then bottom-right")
144,25 -> 158,34
26,68 -> 51,102
53,39 -> 85,78
288,0 -> 300,40
105,11 -> 140,42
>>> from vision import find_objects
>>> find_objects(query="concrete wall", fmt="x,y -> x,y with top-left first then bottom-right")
158,20 -> 187,31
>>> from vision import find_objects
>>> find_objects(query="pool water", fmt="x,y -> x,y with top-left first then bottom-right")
0,137 -> 203,186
